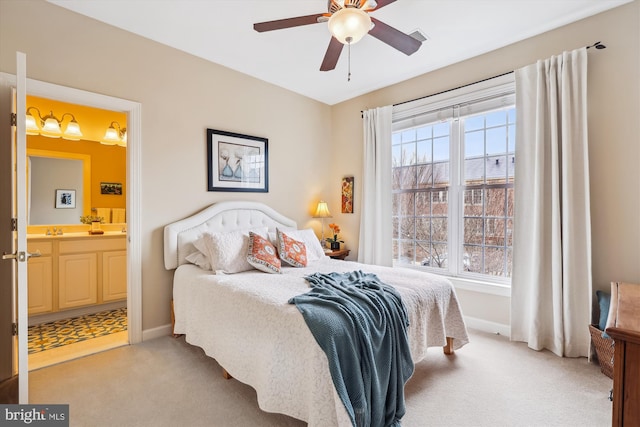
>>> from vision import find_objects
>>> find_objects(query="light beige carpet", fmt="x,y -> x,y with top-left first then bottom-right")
29,329 -> 613,426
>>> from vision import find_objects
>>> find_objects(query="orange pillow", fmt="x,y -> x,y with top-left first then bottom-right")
277,230 -> 308,268
247,232 -> 281,274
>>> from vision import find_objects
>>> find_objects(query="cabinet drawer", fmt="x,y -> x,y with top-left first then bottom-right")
27,241 -> 52,256
59,237 -> 126,253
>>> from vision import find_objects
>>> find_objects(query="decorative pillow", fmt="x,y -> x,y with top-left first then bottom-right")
185,251 -> 211,270
247,232 -> 281,274
596,290 -> 611,337
277,229 -> 308,268
200,227 -> 269,274
276,228 -> 325,261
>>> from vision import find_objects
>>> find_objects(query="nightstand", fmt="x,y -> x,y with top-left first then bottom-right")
326,249 -> 350,260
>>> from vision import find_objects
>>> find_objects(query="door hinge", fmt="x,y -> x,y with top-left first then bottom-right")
10,218 -> 17,231
10,112 -> 17,127
12,323 -> 17,336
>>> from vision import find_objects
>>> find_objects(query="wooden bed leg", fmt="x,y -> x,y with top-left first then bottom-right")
443,337 -> 454,355
222,368 -> 233,380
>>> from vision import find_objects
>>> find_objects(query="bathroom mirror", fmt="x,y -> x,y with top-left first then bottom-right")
27,149 -> 91,225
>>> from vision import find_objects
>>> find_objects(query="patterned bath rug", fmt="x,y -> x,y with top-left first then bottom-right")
28,308 -> 127,354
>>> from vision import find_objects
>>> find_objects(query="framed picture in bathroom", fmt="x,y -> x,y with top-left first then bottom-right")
55,189 -> 76,209
207,128 -> 269,193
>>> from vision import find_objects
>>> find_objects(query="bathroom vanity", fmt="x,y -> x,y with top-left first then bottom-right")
27,232 -> 127,316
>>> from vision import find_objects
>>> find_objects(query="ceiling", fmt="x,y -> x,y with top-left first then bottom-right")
47,0 -> 630,106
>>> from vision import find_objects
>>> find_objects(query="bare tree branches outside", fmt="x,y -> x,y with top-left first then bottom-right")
392,108 -> 515,279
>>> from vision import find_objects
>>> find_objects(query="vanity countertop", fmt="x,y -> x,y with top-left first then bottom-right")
27,231 -> 126,240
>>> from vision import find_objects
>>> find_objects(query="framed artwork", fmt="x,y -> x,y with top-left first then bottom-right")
207,128 -> 269,193
342,176 -> 354,213
100,182 -> 122,195
55,189 -> 76,209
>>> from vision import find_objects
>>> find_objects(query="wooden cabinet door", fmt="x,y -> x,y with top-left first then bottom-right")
102,250 -> 127,302
58,253 -> 97,310
27,256 -> 52,315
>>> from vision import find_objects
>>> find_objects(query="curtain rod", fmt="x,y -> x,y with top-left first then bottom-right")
361,41 -> 606,116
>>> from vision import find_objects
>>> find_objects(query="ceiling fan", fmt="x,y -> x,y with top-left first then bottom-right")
253,0 -> 422,72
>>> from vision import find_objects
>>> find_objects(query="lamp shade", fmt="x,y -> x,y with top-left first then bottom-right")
40,117 -> 62,138
25,113 -> 40,135
313,201 -> 333,218
63,120 -> 83,140
328,7 -> 372,44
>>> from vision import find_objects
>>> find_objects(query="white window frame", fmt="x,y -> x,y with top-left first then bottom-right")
392,74 -> 515,287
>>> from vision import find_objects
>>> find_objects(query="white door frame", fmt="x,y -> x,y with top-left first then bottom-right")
1,72 -> 143,348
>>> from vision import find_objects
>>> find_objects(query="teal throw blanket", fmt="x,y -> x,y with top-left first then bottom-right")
289,271 -> 414,427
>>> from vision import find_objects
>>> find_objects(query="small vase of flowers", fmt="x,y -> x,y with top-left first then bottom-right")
326,223 -> 344,250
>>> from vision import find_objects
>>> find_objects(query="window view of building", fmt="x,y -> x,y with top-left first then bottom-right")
392,99 -> 515,282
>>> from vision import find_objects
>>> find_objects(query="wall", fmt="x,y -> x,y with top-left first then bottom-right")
0,0 -> 332,332
330,1 -> 640,330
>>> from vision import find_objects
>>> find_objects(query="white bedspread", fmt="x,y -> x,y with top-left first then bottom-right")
173,258 -> 469,426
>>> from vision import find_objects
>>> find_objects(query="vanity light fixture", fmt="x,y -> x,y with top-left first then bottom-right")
25,107 -> 83,140
101,121 -> 127,147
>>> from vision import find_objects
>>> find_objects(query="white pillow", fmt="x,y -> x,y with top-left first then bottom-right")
185,251 -> 211,270
202,227 -> 269,274
275,228 -> 325,261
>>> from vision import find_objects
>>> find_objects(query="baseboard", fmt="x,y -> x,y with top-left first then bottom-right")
464,315 -> 510,338
142,323 -> 173,341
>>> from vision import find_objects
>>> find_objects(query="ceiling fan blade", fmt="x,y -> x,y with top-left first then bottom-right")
367,0 -> 397,11
320,37 -> 344,71
369,17 -> 422,55
254,14 -> 325,32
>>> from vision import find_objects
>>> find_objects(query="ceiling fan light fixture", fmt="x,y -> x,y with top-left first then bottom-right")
328,7 -> 371,45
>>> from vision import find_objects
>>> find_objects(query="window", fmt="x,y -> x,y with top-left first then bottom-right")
391,75 -> 515,283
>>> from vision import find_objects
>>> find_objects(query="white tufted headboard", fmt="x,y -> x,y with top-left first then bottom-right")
163,201 -> 297,270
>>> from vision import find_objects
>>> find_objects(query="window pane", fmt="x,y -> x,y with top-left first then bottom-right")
465,116 -> 484,132
431,243 -> 448,268
486,110 -> 507,127
433,122 -> 449,137
464,245 -> 482,274
486,127 -> 507,154
392,145 -> 402,167
415,242 -> 430,265
401,129 -> 416,143
485,188 -> 506,217
392,216 -> 400,238
464,218 -> 483,244
401,142 -> 415,165
416,165 -> 432,188
397,240 -> 415,264
416,218 -> 430,240
485,247 -> 506,277
464,157 -> 485,184
486,218 -> 506,246
392,132 -> 402,145
433,136 -> 449,161
399,216 -> 415,240
506,188 -> 515,216
416,192 -> 430,214
433,162 -> 449,187
431,217 -> 447,242
416,140 -> 432,163
398,193 -> 414,215
464,189 -> 483,216
464,130 -> 484,158
431,191 -> 448,215
400,167 -> 417,189
417,126 -> 431,140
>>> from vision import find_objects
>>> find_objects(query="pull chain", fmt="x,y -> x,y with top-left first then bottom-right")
346,37 -> 352,82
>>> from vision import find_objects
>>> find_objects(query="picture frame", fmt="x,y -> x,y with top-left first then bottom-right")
342,176 -> 354,213
55,189 -> 76,209
207,128 -> 269,193
100,182 -> 123,195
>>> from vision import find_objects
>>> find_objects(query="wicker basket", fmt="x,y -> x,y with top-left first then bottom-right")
589,324 -> 614,379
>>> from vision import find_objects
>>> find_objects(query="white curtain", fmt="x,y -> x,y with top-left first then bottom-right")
358,106 -> 393,266
511,48 -> 592,357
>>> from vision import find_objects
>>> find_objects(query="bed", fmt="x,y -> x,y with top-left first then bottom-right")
164,201 -> 469,426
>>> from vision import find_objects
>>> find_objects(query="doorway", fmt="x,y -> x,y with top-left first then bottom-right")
25,96 -> 129,369
0,70 -> 142,402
